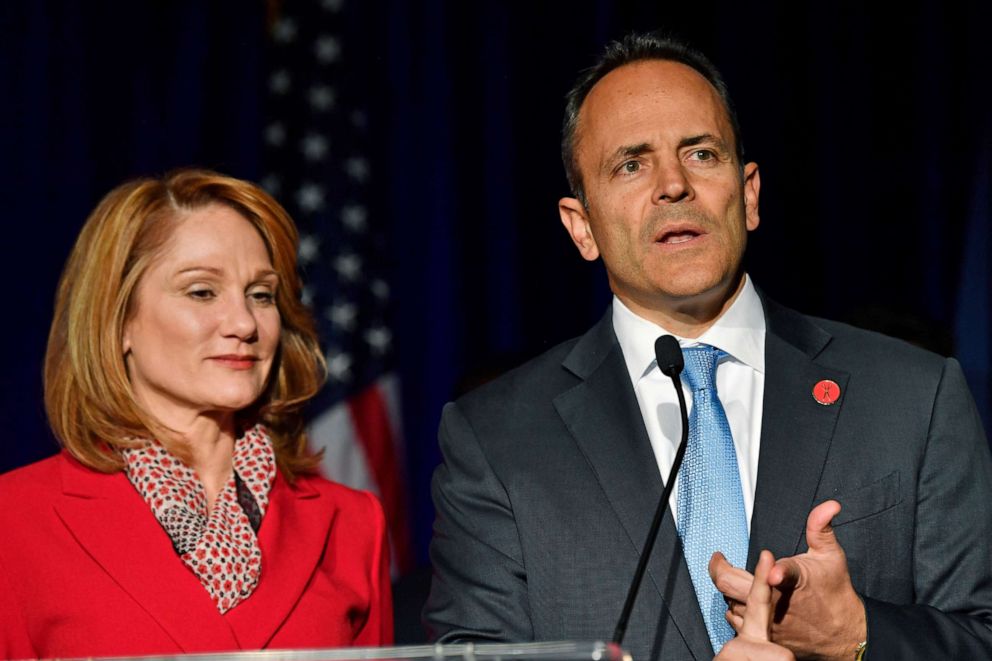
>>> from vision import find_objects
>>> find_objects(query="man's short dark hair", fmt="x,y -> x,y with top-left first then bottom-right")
561,32 -> 744,207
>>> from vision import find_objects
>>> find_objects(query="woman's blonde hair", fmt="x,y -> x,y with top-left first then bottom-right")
44,169 -> 326,478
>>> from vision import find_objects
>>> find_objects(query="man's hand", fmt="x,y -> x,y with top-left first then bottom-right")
710,500 -> 867,661
715,550 -> 796,661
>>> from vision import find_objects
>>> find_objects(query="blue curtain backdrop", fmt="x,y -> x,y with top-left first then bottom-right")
1,1 -> 990,572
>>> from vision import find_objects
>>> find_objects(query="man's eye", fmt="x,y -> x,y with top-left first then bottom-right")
621,160 -> 641,174
691,150 -> 715,161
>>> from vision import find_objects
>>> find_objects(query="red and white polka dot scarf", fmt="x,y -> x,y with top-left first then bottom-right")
122,424 -> 276,613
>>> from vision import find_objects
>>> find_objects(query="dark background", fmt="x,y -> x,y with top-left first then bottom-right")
1,0 -> 990,587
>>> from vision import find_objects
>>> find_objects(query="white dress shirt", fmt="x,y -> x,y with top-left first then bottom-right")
612,275 -> 766,529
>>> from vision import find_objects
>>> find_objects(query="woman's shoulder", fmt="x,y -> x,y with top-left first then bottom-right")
282,472 -> 387,538
0,452 -> 125,519
289,472 -> 385,513
274,473 -> 388,558
0,452 -> 65,499
0,453 -> 87,540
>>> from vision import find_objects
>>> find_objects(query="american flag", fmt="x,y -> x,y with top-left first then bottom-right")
261,0 -> 413,575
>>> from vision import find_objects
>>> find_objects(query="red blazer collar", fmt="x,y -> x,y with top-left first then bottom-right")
55,452 -> 336,652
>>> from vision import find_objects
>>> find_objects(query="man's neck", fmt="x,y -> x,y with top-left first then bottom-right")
616,276 -> 746,339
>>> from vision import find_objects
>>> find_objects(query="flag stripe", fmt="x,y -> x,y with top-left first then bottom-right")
348,380 -> 414,575
311,404 -> 377,495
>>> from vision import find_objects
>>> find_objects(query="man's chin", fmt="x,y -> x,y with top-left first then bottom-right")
651,271 -> 743,303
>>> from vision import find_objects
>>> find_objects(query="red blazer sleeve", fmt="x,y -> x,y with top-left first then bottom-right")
354,490 -> 394,646
0,550 -> 38,659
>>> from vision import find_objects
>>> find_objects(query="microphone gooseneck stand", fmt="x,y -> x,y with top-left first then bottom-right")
612,335 -> 689,646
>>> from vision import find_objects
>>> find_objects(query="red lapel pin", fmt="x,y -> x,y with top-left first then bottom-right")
812,379 -> 841,405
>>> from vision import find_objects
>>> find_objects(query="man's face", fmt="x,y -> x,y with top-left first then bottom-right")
559,59 -> 760,320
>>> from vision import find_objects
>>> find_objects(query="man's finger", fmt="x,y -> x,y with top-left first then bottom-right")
767,556 -> 801,589
709,551 -> 754,602
739,550 -> 775,640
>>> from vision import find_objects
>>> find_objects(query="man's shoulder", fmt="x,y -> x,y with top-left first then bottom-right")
766,303 -> 960,417
806,313 -> 948,374
767,299 -> 948,373
455,332 -> 590,417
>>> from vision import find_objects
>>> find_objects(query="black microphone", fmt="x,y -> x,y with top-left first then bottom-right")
612,335 -> 690,646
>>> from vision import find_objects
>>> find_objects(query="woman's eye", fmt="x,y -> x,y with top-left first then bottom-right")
249,290 -> 276,305
188,288 -> 215,300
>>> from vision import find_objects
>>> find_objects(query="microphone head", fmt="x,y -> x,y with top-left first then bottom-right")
654,335 -> 684,378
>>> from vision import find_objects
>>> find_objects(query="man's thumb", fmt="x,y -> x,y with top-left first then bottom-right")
806,499 -> 842,552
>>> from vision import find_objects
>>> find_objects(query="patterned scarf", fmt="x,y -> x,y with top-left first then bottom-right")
122,424 -> 276,613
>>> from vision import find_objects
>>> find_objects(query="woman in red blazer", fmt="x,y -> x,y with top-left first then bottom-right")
0,170 -> 393,658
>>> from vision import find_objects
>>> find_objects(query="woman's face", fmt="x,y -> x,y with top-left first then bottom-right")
123,204 -> 282,429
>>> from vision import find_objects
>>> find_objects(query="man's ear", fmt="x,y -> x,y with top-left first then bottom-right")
559,196 -> 600,261
743,162 -> 761,231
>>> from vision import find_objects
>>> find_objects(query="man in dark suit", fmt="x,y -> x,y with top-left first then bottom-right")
424,33 -> 992,660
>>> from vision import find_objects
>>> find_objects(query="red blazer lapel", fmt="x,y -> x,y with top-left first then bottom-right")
224,472 -> 337,649
53,453 -> 239,652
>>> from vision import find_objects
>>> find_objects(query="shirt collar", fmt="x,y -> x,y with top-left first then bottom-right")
612,274 -> 766,386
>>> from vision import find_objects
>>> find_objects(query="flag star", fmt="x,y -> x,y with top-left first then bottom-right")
326,352 -> 352,382
321,0 -> 344,11
264,122 -> 287,146
296,183 -> 325,212
269,70 -> 291,95
341,205 -> 368,231
298,234 -> 320,263
370,279 -> 390,300
344,157 -> 370,182
301,286 -> 314,307
364,327 -> 392,355
260,174 -> 281,196
325,302 -> 358,330
350,110 -> 368,129
314,35 -> 342,63
272,18 -> 298,43
301,133 -> 329,161
334,253 -> 362,281
309,85 -> 336,111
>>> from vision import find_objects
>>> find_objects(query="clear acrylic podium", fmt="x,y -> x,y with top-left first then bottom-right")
80,641 -> 627,661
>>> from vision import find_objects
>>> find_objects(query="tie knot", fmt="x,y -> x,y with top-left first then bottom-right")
681,344 -> 724,392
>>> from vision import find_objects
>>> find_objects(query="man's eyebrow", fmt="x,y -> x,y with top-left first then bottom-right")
678,133 -> 729,151
601,142 -> 652,174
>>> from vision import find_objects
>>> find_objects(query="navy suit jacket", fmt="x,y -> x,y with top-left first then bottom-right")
425,298 -> 992,660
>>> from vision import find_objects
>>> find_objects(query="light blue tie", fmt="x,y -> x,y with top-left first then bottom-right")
675,345 -> 749,653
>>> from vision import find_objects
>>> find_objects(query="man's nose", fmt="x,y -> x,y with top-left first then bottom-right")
653,161 -> 693,203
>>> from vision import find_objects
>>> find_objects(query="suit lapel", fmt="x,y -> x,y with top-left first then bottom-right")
54,453 -> 238,652
554,312 -> 712,659
748,300 -> 850,567
224,473 -> 334,649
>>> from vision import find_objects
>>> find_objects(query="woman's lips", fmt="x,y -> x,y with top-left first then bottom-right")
210,355 -> 260,370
